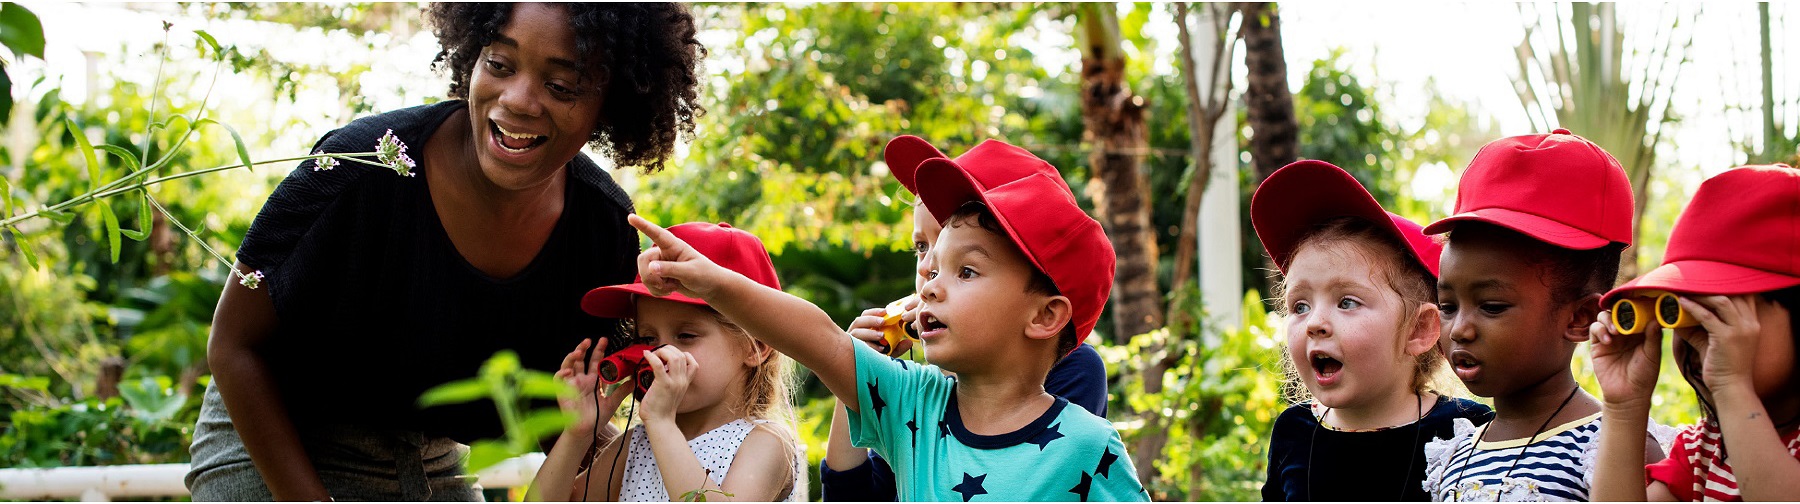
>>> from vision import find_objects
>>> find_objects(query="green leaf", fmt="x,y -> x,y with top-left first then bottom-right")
39,208 -> 74,224
517,409 -> 572,440
194,30 -> 221,57
0,174 -> 13,218
0,373 -> 50,392
2,60 -> 13,120
517,370 -> 572,400
464,439 -> 516,474
0,3 -> 46,59
417,378 -> 489,407
96,144 -> 142,174
197,118 -> 255,172
121,191 -> 152,241
479,350 -> 522,380
66,119 -> 101,191
98,199 -> 121,263
7,226 -> 39,269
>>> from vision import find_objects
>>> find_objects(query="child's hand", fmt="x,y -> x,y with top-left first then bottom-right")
638,345 -> 698,425
846,296 -> 920,355
1674,294 -> 1762,392
1587,311 -> 1661,410
556,338 -> 637,438
629,214 -> 735,300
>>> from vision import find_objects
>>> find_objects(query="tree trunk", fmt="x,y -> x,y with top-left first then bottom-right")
1238,2 -> 1296,297
1078,3 -> 1163,344
1239,2 -> 1297,186
1760,2 -> 1777,162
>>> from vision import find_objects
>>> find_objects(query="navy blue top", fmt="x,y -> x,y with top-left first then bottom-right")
1261,395 -> 1494,502
819,342 -> 1109,501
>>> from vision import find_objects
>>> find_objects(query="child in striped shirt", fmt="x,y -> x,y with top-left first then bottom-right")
1420,130 -> 1669,501
1588,165 -> 1800,501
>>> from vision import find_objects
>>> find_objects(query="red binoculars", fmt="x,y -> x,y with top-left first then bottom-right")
594,343 -> 665,398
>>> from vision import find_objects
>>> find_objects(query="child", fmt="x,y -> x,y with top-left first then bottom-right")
1252,160 -> 1493,501
1589,164 -> 1800,501
820,136 -> 1112,501
527,222 -> 806,502
1420,129 -> 1666,501
627,138 -> 1150,501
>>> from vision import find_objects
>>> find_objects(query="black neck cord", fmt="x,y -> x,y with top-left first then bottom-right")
1447,384 -> 1579,500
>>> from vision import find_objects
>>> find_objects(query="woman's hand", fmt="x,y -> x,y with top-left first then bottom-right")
556,338 -> 636,438
638,345 -> 698,425
1587,310 -> 1661,411
1674,294 -> 1762,393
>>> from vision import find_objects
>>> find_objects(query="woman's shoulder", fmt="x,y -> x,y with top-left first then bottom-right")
318,100 -> 465,155
566,155 -> 635,216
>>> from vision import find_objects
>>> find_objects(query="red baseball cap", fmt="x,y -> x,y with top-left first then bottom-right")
1604,164 -> 1800,304
915,142 -> 1114,343
1252,160 -> 1443,276
884,135 -> 1073,199
581,222 -> 781,318
1423,129 -> 1635,250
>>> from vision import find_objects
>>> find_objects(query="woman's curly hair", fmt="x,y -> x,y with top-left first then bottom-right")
426,3 -> 705,172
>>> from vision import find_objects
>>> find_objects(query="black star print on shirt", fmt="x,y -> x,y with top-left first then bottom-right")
1029,423 -> 1065,450
906,418 -> 920,446
952,472 -> 988,501
1095,448 -> 1119,478
938,418 -> 951,439
867,381 -> 887,420
1069,471 -> 1094,501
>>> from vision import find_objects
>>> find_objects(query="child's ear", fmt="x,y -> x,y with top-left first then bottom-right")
1026,295 -> 1074,341
742,338 -> 775,368
1404,302 -> 1442,357
1564,292 -> 1604,343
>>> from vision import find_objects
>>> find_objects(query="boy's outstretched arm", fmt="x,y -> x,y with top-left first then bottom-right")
628,214 -> 861,409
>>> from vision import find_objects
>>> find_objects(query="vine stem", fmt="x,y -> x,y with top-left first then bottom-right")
0,152 -> 387,229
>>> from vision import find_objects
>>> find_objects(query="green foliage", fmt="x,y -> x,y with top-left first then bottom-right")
1110,288 -> 1284,501
417,350 -> 574,475
0,2 -> 46,118
0,389 -> 198,468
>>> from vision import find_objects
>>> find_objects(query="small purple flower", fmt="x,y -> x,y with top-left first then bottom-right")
239,270 -> 265,290
376,129 -> 415,178
313,156 -> 339,171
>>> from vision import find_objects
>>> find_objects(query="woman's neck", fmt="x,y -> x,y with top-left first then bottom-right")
1327,389 -> 1436,431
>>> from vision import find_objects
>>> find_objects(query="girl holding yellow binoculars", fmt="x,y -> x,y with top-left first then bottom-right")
1587,165 -> 1800,502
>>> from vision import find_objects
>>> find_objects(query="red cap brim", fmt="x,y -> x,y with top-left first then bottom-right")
1252,160 -> 1441,276
581,283 -> 710,319
884,135 -> 948,196
1604,260 -> 1800,306
1424,208 -> 1613,250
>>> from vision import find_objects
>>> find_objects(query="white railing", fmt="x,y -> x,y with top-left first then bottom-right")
0,453 -> 546,501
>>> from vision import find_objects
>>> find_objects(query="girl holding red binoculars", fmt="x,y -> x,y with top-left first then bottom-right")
527,222 -> 805,502
1589,165 -> 1800,501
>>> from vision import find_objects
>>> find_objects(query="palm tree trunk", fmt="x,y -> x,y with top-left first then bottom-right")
1078,3 -> 1163,344
1237,2 -> 1296,297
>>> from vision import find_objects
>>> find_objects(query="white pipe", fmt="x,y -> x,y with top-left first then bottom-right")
0,454 -> 547,500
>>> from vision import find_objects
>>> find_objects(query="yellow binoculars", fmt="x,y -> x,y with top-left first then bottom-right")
1610,291 -> 1699,334
879,295 -> 921,356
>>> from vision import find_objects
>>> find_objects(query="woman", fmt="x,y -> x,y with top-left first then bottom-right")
185,4 -> 704,500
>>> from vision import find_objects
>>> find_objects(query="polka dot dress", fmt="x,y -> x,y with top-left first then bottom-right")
617,419 -> 805,502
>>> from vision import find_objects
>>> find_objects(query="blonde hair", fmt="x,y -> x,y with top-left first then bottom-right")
1272,217 -> 1457,405
706,311 -> 804,498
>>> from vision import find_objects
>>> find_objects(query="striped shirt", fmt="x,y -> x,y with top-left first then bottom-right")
1646,421 -> 1800,501
1422,412 -> 1603,501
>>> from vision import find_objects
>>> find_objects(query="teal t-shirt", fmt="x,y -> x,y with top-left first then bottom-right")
846,341 -> 1149,502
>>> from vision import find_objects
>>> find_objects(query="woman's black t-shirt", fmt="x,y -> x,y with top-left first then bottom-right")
235,100 -> 638,443
1261,395 -> 1494,501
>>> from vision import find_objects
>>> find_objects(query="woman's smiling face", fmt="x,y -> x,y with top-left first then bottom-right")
465,3 -> 606,190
